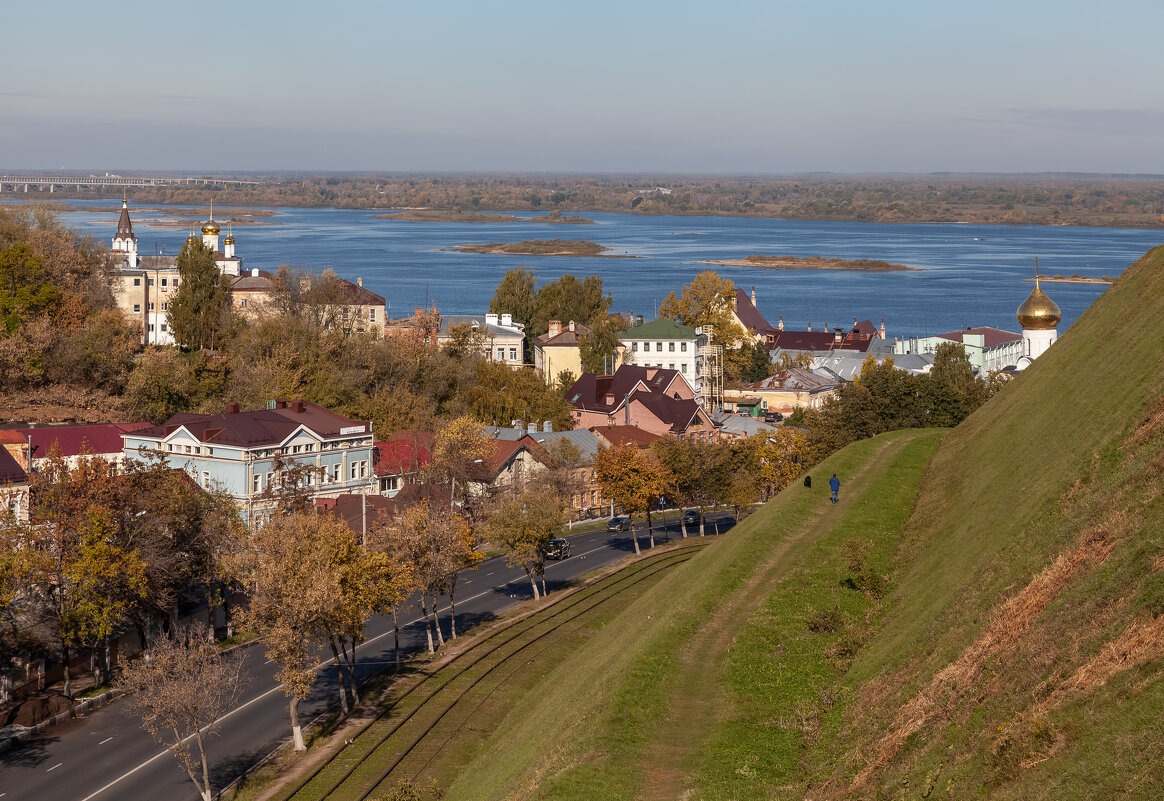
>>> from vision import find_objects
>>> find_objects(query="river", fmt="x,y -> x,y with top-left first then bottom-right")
15,200 -> 1164,338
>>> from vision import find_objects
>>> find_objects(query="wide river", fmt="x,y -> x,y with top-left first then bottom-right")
18,200 -> 1164,338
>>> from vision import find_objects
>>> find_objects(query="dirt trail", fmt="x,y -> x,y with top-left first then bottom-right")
637,434 -> 919,801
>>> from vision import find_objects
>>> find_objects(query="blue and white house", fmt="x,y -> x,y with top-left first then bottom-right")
122,399 -> 377,525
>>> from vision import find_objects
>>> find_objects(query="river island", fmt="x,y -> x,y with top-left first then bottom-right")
1024,274 -> 1115,284
700,254 -> 919,271
448,239 -> 631,257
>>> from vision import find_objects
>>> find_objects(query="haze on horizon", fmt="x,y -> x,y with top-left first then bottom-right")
4,0 -> 1162,175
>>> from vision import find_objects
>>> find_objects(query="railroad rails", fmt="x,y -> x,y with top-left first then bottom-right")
273,540 -> 709,801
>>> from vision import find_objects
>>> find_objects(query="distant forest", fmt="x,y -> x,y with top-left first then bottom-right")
34,173 -> 1164,228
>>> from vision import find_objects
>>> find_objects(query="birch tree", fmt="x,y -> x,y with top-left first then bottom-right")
484,484 -> 567,599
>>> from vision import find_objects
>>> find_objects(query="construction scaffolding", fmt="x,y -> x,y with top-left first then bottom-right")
699,342 -> 724,410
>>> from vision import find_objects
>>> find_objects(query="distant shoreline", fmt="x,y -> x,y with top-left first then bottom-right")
700,254 -> 919,272
447,239 -> 634,258
1025,275 -> 1115,284
374,210 -> 595,224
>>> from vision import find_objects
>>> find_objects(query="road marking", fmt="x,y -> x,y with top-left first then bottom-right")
46,763 -> 63,772
98,737 -> 113,745
79,583 -> 509,800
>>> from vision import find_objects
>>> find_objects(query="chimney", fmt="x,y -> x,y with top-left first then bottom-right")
512,419 -> 523,432
485,313 -> 499,326
293,400 -> 305,413
624,393 -> 630,425
778,315 -> 784,331
548,320 -> 562,337
225,401 -> 240,414
357,277 -> 363,288
568,320 -> 575,332
646,366 -> 659,380
501,313 -> 513,327
276,397 -> 289,409
543,420 -> 553,432
751,286 -> 757,306
251,268 -> 259,277
807,321 -> 812,332
834,328 -> 843,344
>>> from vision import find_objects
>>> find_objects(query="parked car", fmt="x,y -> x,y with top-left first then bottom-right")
682,510 -> 702,526
542,537 -> 572,560
606,516 -> 631,532
764,411 -> 784,423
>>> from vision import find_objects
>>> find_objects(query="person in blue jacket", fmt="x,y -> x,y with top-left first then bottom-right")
829,473 -> 840,504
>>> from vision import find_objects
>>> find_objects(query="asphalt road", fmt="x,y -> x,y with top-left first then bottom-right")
0,513 -> 734,801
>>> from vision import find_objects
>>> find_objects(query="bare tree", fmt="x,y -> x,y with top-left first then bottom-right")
119,628 -> 247,801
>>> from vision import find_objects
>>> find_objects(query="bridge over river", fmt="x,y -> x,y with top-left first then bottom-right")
0,175 -> 263,192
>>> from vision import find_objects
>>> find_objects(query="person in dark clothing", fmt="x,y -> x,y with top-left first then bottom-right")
829,474 -> 840,504
803,475 -> 812,488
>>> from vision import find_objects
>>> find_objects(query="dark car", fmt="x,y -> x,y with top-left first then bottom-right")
682,510 -> 702,526
542,537 -> 572,560
606,516 -> 631,532
764,411 -> 784,423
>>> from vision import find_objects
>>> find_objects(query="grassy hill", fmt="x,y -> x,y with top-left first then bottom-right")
435,244 -> 1164,800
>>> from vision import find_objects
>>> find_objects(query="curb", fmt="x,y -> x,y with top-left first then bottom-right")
0,688 -> 125,754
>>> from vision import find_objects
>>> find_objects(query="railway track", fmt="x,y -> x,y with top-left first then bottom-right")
274,541 -> 708,801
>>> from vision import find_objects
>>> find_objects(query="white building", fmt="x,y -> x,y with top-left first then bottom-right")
619,317 -> 706,396
895,327 -> 1023,373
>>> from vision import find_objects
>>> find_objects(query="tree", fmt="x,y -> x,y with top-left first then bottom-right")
464,361 -> 575,431
578,315 -> 625,374
488,266 -> 537,335
390,502 -> 452,653
168,239 -> 232,351
120,628 -> 247,801
723,339 -> 773,384
531,273 -> 611,338
593,444 -> 672,554
234,512 -> 357,749
431,416 -> 490,509
362,537 -> 417,668
657,270 -> 744,345
484,482 -> 567,599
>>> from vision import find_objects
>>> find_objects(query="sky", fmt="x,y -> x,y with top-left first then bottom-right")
4,0 -> 1163,174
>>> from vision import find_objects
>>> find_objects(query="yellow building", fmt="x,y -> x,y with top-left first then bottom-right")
533,320 -> 592,385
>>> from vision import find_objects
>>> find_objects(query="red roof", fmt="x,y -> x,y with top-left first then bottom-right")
374,435 -> 432,476
136,401 -> 368,448
734,289 -> 777,334
767,321 -> 878,353
469,437 -> 552,481
14,422 -> 151,458
589,426 -> 661,449
565,365 -> 686,413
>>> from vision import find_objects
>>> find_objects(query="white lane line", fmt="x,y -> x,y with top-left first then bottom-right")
98,737 -> 113,745
46,763 -> 63,772
79,583 -> 506,801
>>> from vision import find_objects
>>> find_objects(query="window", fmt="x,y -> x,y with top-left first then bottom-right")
161,278 -> 168,288
148,324 -> 154,332
266,472 -> 274,489
360,461 -> 368,478
669,363 -> 675,371
369,308 -> 377,322
631,342 -> 638,352
253,473 -> 262,493
681,363 -> 688,373
509,347 -> 518,361
133,277 -> 141,287
160,324 -> 167,332
133,304 -> 141,313
201,471 -> 211,488
240,298 -> 249,308
161,302 -> 168,311
148,278 -> 155,287
173,278 -> 179,288
333,463 -> 341,482
184,445 -> 192,454
497,348 -> 504,361
148,302 -> 155,311
350,462 -> 358,480
681,342 -> 687,352
656,342 -> 663,352
669,342 -> 675,352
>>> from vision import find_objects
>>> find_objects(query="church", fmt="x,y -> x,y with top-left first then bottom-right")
110,199 -> 246,345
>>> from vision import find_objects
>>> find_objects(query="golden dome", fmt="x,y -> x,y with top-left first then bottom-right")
200,219 -> 221,235
223,235 -> 235,245
1017,279 -> 1061,330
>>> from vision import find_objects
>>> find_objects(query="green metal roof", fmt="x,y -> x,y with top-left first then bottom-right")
620,317 -> 697,340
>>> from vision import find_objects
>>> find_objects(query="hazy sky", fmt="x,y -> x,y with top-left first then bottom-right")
4,0 -> 1162,173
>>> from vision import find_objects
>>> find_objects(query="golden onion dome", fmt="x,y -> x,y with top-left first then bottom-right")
223,235 -> 235,245
200,219 -> 221,235
1017,279 -> 1061,330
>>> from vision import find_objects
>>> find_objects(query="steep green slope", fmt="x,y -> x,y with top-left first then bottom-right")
441,245 -> 1164,801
